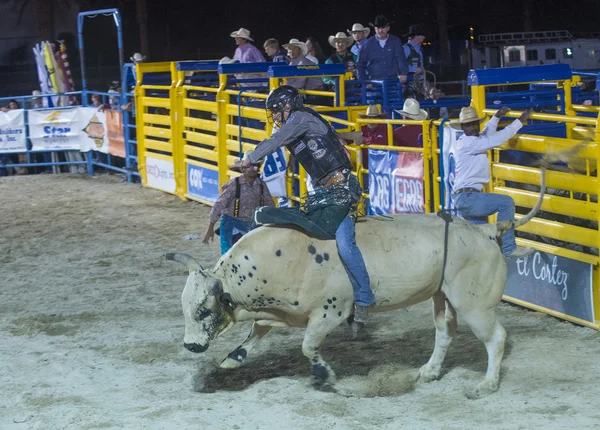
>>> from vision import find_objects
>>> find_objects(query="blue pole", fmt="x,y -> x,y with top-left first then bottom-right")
77,9 -> 125,104
438,118 -> 449,210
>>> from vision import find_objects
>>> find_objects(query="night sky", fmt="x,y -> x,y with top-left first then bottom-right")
86,0 -> 600,65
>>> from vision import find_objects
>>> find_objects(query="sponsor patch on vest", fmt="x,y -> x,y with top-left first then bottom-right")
313,148 -> 327,159
293,141 -> 306,153
307,140 -> 318,151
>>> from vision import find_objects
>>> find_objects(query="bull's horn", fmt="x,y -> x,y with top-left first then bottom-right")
165,253 -> 202,272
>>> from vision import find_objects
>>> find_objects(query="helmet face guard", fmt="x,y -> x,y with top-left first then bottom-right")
266,85 -> 303,128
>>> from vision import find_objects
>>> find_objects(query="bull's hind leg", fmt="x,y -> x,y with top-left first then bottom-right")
302,308 -> 348,391
418,291 -> 457,383
460,309 -> 506,399
219,321 -> 272,369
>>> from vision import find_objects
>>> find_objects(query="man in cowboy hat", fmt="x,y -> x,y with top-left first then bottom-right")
356,15 -> 408,83
450,106 -> 534,258
393,98 -> 428,148
203,150 -> 274,255
282,39 -> 326,101
243,85 -> 375,323
348,23 -> 370,56
230,28 -> 265,63
130,52 -> 146,64
324,32 -> 357,89
358,105 -> 388,146
404,25 -> 425,77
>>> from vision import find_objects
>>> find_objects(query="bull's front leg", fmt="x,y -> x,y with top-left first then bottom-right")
219,321 -> 272,369
302,306 -> 349,391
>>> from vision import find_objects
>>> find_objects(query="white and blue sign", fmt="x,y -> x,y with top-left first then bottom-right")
505,251 -> 594,323
261,147 -> 288,180
187,164 -> 220,203
442,126 -> 463,210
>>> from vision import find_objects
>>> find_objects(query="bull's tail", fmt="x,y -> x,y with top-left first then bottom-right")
165,253 -> 201,273
495,142 -> 587,238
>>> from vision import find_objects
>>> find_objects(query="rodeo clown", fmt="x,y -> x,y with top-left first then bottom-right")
242,85 -> 375,323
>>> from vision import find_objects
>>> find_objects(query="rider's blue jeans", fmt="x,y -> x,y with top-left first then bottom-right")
336,216 -> 376,306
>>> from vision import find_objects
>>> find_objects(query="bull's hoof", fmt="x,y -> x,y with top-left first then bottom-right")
464,379 -> 499,400
417,363 -> 441,383
311,363 -> 336,388
219,346 -> 247,369
219,357 -> 243,369
313,381 -> 337,393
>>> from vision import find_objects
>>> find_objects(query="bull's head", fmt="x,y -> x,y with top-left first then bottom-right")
165,253 -> 235,353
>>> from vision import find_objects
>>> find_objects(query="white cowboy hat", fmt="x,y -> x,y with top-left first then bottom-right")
130,52 -> 146,63
282,38 -> 308,56
230,28 -> 254,42
396,98 -> 428,120
347,23 -> 370,37
219,56 -> 239,65
328,32 -> 354,48
450,106 -> 486,130
358,105 -> 386,118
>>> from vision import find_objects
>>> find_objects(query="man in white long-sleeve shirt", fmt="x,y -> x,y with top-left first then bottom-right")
450,106 -> 533,258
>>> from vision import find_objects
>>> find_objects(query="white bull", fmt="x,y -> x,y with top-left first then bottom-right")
167,170 -> 547,399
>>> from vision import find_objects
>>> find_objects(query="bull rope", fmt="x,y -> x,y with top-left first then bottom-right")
436,211 -> 453,291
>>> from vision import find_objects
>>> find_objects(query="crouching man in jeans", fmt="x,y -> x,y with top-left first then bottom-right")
450,106 -> 534,258
203,151 -> 275,254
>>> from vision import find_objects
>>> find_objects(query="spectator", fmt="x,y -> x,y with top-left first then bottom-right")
356,15 -> 408,83
263,38 -> 289,63
393,98 -> 428,148
203,150 -> 275,254
450,106 -> 533,258
31,90 -> 43,109
404,25 -> 426,99
357,105 -> 389,165
282,38 -> 326,98
427,87 -> 449,119
404,25 -> 426,78
130,52 -> 146,64
90,93 -> 110,112
230,28 -> 266,63
324,32 -> 357,89
1,99 -> 19,112
348,23 -> 370,56
306,37 -> 326,64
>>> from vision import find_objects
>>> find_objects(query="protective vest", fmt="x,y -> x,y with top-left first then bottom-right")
329,51 -> 356,73
286,108 -> 351,183
405,42 -> 422,69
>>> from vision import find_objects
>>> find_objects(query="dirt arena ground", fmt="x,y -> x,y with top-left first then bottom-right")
1,174 -> 599,430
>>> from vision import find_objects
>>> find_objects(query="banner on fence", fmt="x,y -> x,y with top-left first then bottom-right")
442,126 -> 463,211
79,107 -> 108,153
29,108 -> 81,151
505,251 -> 594,323
368,149 -> 424,215
146,156 -> 176,193
106,110 -> 125,158
187,163 -> 220,203
28,107 -> 123,154
0,109 -> 26,153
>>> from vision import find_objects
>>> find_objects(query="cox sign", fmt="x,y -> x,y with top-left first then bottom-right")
187,164 -> 219,203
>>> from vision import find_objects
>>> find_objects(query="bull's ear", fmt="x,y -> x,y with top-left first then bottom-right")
218,293 -> 237,310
